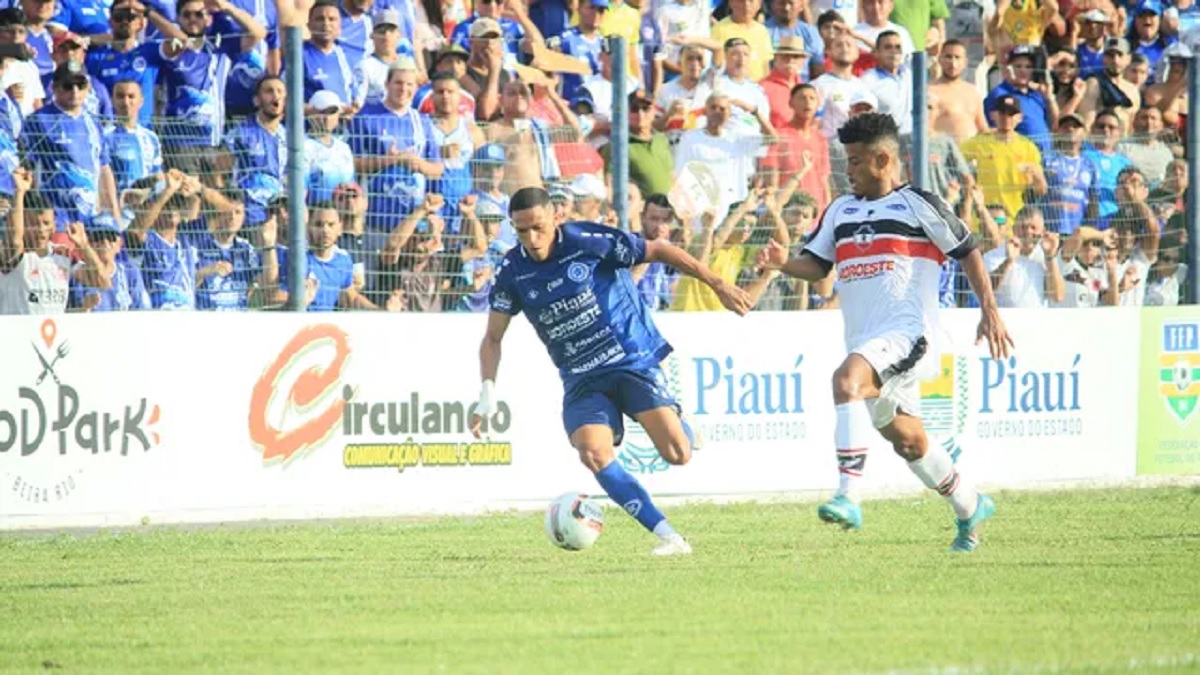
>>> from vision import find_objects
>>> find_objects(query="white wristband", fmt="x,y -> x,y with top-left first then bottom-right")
477,379 -> 496,416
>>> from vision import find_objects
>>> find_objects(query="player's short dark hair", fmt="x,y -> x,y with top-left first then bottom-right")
430,70 -> 458,84
175,0 -> 202,14
1117,165 -> 1146,184
837,112 -> 900,148
816,9 -> 843,29
509,186 -> 551,216
642,193 -> 675,217
23,191 -> 52,212
942,38 -> 966,51
310,0 -> 339,13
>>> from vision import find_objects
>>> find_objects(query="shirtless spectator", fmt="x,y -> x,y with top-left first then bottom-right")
1077,37 -> 1140,132
1143,43 -> 1188,129
484,80 -> 561,194
928,39 -> 987,142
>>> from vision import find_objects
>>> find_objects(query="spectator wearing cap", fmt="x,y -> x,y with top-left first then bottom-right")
461,17 -> 512,121
1078,37 -> 1140,132
348,61 -> 444,229
1119,105 -> 1174,185
340,0 -> 413,71
427,71 -> 484,232
1043,112 -> 1099,235
85,0 -> 164,128
18,0 -> 55,76
303,89 -> 356,203
156,0 -> 263,182
414,45 -> 476,116
449,0 -> 543,65
765,0 -> 825,81
985,45 -> 1057,153
960,94 -> 1048,228
811,33 -> 871,138
712,0 -> 774,81
854,0 -> 915,57
44,34 -> 112,118
70,217 -> 151,312
764,83 -> 831,213
0,8 -> 45,115
547,183 -> 572,224
600,92 -> 673,197
356,8 -> 420,108
1082,108 -> 1133,226
301,0 -> 365,115
556,0 -> 606,102
219,75 -> 287,226
1074,8 -> 1110,79
713,38 -> 774,135
859,30 -> 912,134
21,61 -> 118,228
654,44 -> 713,143
758,36 -> 808,130
104,78 -> 163,195
470,142 -> 510,232
123,169 -> 202,310
568,173 -> 606,221
1130,3 -> 1175,71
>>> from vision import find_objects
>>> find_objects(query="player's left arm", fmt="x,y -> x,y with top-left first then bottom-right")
471,310 -> 512,438
909,187 -> 1013,359
645,238 -> 752,315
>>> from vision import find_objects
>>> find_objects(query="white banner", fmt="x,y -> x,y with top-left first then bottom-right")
0,308 -> 1142,529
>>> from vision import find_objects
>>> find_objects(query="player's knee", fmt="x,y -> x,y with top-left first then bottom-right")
885,420 -> 926,461
891,440 -> 922,462
576,444 -> 615,473
659,440 -> 691,466
831,365 -> 866,404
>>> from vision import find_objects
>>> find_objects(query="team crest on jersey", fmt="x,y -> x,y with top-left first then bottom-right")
852,223 -> 874,251
567,262 -> 589,283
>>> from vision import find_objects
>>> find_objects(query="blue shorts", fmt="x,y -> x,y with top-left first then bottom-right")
561,367 -> 677,446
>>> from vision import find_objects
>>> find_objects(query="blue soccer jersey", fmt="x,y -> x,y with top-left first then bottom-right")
558,27 -> 602,101
191,231 -> 261,310
1043,151 -> 1098,235
488,222 -> 671,384
71,259 -> 152,311
1082,146 -> 1133,226
303,134 -> 356,203
21,102 -> 111,228
87,42 -> 161,127
105,124 -> 164,191
450,16 -> 525,60
213,0 -> 279,113
223,116 -> 287,218
278,246 -> 355,312
0,94 -> 20,196
139,229 -> 200,309
154,35 -> 241,146
347,102 -> 441,228
300,41 -> 362,106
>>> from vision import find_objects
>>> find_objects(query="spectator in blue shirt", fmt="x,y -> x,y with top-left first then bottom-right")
44,34 -> 112,118
1083,108 -> 1134,228
105,78 -> 163,195
71,217 -> 152,311
1130,5 -> 1175,72
985,45 -> 1054,154
300,0 -> 364,111
355,8 -> 418,109
124,168 -> 203,309
19,0 -> 54,76
51,0 -> 112,41
21,60 -> 118,228
220,74 -> 286,225
155,0 -> 265,184
765,0 -> 824,81
1043,112 -> 1099,235
260,201 -> 402,311
556,0 -> 605,101
449,0 -> 532,64
215,0 -> 280,118
192,187 -> 262,310
303,88 -> 355,203
0,51 -> 21,196
86,0 -> 166,128
347,61 -> 444,229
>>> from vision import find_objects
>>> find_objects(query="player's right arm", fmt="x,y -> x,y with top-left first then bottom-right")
758,197 -> 836,282
471,311 -> 512,439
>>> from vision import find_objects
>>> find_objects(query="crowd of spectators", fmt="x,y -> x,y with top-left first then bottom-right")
0,0 -> 1194,314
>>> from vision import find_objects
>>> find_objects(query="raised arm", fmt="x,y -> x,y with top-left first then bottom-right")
644,237 -> 752,314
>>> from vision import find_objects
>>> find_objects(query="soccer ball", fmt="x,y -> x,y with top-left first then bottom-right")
544,493 -> 604,551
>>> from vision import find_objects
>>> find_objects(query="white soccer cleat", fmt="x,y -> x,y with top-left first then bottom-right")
651,533 -> 693,556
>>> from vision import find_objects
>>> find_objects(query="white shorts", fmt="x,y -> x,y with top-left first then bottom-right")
852,332 -> 931,429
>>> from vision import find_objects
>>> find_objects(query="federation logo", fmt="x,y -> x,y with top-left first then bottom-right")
567,261 -> 590,283
1158,321 -> 1200,425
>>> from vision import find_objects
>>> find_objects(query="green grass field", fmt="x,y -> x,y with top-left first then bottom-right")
2,487 -> 1198,674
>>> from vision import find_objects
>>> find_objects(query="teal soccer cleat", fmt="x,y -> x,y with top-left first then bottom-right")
950,493 -> 996,553
817,495 -> 863,531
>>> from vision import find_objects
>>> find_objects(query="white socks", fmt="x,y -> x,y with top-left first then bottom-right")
907,442 -> 978,520
834,401 -> 874,503
652,520 -> 678,539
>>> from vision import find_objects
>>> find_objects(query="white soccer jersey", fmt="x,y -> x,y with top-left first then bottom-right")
803,185 -> 974,354
1056,258 -> 1109,308
0,251 -> 72,315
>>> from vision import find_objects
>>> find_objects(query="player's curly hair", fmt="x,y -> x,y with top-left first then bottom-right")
837,112 -> 900,147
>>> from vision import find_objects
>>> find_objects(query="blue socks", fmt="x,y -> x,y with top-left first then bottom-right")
594,461 -> 667,533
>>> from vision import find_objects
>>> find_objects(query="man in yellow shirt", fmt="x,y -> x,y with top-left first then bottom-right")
960,94 -> 1048,227
712,0 -> 774,80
